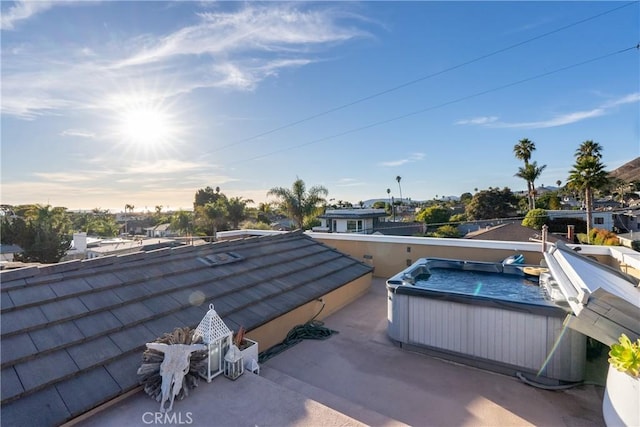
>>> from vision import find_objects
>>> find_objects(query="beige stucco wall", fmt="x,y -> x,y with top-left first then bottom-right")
313,236 -> 546,278
245,272 -> 372,351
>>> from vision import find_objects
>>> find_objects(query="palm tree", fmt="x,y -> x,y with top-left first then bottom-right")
575,140 -> 603,159
513,138 -> 538,209
515,161 -> 546,209
267,178 -> 328,229
386,188 -> 391,214
124,204 -> 134,234
396,176 -> 403,205
567,141 -> 609,241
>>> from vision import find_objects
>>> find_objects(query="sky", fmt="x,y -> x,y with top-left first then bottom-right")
1,1 -> 638,213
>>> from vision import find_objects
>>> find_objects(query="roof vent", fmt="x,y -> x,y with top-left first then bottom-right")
198,252 -> 243,267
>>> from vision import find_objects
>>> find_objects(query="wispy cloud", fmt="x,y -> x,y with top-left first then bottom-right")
60,129 -> 96,138
335,178 -> 364,187
456,93 -> 639,130
2,3 -> 369,119
0,0 -> 54,30
455,116 -> 498,125
493,108 -> 605,129
379,152 -> 425,167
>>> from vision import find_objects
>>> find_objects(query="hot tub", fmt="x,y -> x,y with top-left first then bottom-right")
387,258 -> 586,384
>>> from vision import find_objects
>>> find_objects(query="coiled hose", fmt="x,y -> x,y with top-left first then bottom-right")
258,302 -> 338,364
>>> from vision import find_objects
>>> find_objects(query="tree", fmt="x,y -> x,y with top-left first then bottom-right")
267,178 -> 328,230
194,186 -> 223,209
256,202 -> 273,225
226,197 -> 253,229
170,210 -> 193,236
535,191 -> 561,210
432,225 -> 460,238
124,204 -> 134,234
465,187 -> 519,220
4,204 -> 72,263
515,161 -> 546,209
513,138 -> 535,165
522,208 -> 548,230
13,222 -> 71,263
459,192 -> 473,205
195,199 -> 227,241
396,176 -> 403,204
567,141 -> 609,241
416,206 -> 451,226
513,138 -> 538,210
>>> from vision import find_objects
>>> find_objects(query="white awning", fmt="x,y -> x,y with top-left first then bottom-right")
544,243 -> 640,346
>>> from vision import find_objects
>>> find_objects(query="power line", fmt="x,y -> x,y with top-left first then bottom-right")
229,44 -> 638,165
204,1 -> 637,156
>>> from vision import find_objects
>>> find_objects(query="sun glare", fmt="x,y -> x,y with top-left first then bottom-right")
119,106 -> 173,147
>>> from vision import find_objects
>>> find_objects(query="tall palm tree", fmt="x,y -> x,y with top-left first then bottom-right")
513,138 -> 538,209
267,178 -> 328,229
396,176 -> 403,205
575,140 -> 603,159
567,141 -> 609,241
515,162 -> 546,208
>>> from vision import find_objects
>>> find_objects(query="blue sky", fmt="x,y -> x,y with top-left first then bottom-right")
1,1 -> 638,212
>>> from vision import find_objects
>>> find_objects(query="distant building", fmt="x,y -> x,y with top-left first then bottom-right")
145,223 -> 173,238
314,209 -> 387,234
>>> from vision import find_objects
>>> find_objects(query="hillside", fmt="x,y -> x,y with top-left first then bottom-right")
609,157 -> 640,182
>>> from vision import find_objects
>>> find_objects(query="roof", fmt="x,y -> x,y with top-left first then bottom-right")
0,231 -> 372,426
318,209 -> 387,219
464,222 -> 570,243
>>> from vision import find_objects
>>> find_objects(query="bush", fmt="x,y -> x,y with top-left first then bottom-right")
432,225 -> 460,238
582,228 -> 620,246
522,208 -> 548,230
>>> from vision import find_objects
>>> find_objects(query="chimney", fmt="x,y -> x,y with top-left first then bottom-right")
73,232 -> 87,252
567,225 -> 575,242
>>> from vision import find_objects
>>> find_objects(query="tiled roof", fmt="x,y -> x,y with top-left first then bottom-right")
0,231 -> 372,427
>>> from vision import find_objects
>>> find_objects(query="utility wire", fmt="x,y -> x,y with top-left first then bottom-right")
230,44 -> 639,165
205,1 -> 637,156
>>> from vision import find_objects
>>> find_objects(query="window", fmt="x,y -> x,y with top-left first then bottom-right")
346,220 -> 363,232
594,217 -> 604,225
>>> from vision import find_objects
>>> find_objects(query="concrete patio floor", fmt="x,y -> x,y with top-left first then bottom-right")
78,278 -> 606,427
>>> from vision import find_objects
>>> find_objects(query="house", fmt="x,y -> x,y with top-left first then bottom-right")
0,231 -> 372,426
145,223 -> 173,238
0,244 -> 22,263
314,209 -> 388,234
546,209 -> 615,231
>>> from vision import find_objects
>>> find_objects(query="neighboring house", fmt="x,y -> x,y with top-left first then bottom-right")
546,209 -> 615,231
464,222 -> 571,244
0,231 -> 373,426
85,237 -> 181,259
145,223 -> 173,238
314,209 -> 387,234
615,208 -> 640,233
0,244 -> 22,262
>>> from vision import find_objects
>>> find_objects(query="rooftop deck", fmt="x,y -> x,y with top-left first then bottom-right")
77,277 -> 606,427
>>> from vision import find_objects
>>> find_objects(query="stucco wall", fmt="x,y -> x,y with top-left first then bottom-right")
312,235 -> 546,278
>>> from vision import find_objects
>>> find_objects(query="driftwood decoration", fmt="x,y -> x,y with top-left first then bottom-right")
137,327 -> 208,412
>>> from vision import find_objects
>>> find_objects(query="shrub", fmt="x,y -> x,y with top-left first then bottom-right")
432,225 -> 460,238
522,208 -> 548,230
